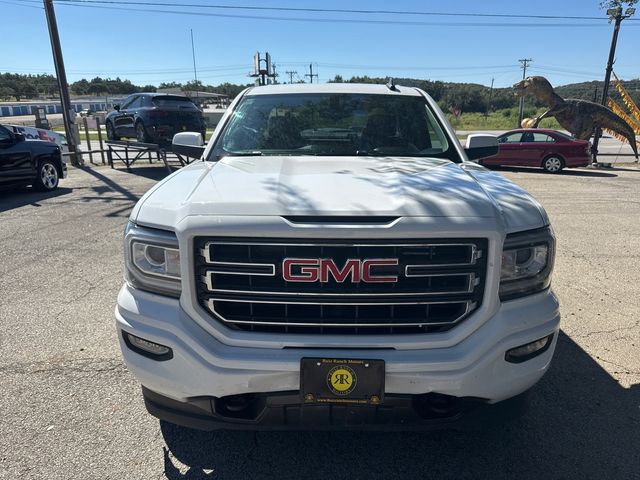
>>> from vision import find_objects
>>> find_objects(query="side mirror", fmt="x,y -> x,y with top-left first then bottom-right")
464,134 -> 499,161
113,104 -> 120,111
15,133 -> 25,143
172,131 -> 205,158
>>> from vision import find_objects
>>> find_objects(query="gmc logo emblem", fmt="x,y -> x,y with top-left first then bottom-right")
282,258 -> 399,283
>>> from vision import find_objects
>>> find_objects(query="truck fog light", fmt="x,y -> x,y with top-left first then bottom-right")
505,334 -> 554,363
123,332 -> 173,360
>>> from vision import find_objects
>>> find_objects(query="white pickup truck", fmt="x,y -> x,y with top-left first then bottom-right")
115,83 -> 559,430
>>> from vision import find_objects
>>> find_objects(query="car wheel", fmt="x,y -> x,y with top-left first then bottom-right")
542,156 -> 564,173
136,121 -> 149,143
35,161 -> 59,191
106,121 -> 119,141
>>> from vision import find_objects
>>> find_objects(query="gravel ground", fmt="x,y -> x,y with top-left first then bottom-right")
0,163 -> 638,480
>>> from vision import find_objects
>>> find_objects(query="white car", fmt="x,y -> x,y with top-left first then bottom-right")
115,83 -> 559,430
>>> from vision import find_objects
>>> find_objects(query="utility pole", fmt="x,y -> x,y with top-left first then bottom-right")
43,0 -> 80,166
591,4 -> 635,164
285,70 -> 297,84
190,29 -> 198,102
485,77 -> 494,119
305,63 -> 318,84
517,58 -> 532,128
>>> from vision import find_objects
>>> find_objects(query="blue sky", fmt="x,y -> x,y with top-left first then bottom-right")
1,0 -> 639,88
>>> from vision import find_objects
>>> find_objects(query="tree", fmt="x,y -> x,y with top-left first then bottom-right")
88,82 -> 107,95
184,80 -> 205,92
20,83 -> 38,99
600,0 -> 638,9
0,86 -> 15,100
159,81 -> 182,89
71,79 -> 90,95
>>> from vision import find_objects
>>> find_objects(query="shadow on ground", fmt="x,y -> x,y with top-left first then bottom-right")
82,165 -> 169,186
158,331 -> 638,479
0,186 -> 73,213
107,165 -> 177,181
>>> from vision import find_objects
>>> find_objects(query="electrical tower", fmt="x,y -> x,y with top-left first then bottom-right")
285,70 -> 297,84
517,58 -> 532,128
305,63 -> 318,84
250,52 -> 277,86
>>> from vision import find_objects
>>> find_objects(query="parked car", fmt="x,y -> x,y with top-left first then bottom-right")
0,124 -> 66,191
105,93 -> 206,144
5,124 -> 69,154
116,83 -> 560,431
481,128 -> 591,173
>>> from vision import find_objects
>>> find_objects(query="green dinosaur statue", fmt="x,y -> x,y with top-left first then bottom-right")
513,76 -> 639,160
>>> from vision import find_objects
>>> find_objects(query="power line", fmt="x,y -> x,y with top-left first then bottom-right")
46,0 -> 634,21
0,0 -> 42,8
47,1 -> 632,27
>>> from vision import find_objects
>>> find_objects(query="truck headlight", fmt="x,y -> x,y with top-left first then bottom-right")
124,222 -> 181,297
499,226 -> 555,301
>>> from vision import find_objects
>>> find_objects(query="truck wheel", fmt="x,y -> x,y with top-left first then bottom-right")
542,156 -> 564,173
106,121 -> 119,141
35,161 -> 59,191
136,121 -> 149,143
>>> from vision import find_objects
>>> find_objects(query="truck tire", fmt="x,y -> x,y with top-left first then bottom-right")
34,160 -> 59,191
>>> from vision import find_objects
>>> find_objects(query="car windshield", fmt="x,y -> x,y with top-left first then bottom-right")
211,93 -> 452,159
152,96 -> 197,108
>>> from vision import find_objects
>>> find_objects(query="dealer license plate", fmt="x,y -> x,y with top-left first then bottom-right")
300,358 -> 385,405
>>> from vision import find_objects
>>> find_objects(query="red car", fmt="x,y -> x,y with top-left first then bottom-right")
480,128 -> 591,173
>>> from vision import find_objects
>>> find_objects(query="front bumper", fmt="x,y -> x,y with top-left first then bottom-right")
116,283 -> 560,428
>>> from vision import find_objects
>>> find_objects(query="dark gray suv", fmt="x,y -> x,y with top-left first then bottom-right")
105,93 -> 206,144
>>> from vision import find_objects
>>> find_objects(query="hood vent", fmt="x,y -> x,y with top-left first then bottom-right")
282,216 -> 399,225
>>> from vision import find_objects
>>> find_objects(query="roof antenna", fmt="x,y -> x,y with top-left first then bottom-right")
386,77 -> 399,92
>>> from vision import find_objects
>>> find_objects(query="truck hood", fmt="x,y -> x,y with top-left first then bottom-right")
133,156 -> 547,232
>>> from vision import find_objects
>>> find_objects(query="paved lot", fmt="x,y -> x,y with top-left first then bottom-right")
1,163 -> 639,479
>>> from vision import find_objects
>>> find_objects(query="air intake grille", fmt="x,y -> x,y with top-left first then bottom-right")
194,238 -> 488,334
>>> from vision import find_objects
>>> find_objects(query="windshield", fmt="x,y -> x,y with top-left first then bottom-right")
152,96 -> 197,108
211,93 -> 452,159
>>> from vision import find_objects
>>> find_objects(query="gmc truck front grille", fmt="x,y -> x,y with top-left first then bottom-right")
194,238 -> 488,335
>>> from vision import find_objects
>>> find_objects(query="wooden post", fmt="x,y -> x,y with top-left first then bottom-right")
83,116 -> 94,164
107,145 -> 114,168
96,118 -> 105,164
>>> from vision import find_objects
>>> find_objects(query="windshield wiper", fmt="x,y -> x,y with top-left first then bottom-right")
227,151 -> 263,156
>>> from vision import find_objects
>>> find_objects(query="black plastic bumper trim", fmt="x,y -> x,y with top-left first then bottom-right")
141,386 -> 531,431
